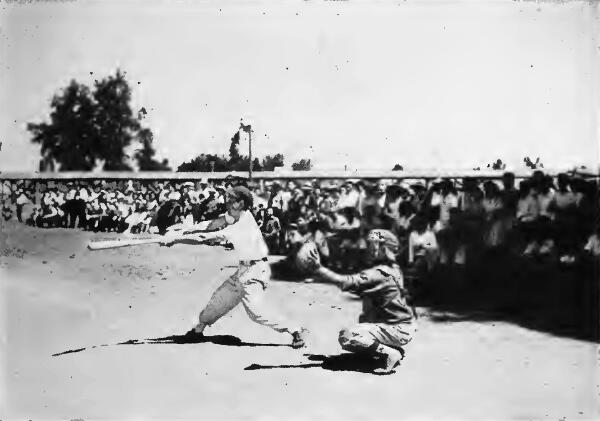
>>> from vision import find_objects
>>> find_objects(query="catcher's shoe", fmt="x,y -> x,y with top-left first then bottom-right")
373,344 -> 403,374
291,328 -> 309,349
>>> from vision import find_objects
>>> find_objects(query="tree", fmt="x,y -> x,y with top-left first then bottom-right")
134,128 -> 171,171
228,131 -> 241,163
177,154 -> 230,172
392,164 -> 403,171
262,154 -> 285,171
28,69 -> 168,172
524,156 -> 544,170
28,80 -> 98,171
491,159 -> 506,170
92,69 -> 140,170
292,158 -> 312,171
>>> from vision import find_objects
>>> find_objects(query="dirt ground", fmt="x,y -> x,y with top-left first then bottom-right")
1,221 -> 598,420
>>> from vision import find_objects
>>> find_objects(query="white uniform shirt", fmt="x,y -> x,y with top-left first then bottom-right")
220,210 -> 269,261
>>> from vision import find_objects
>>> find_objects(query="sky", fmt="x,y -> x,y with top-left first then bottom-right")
0,0 -> 599,172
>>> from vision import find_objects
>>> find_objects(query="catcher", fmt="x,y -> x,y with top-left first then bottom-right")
161,186 -> 309,349
304,229 -> 417,374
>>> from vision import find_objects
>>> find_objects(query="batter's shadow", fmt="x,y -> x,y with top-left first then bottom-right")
245,353 -> 395,375
121,334 -> 290,348
52,334 -> 290,357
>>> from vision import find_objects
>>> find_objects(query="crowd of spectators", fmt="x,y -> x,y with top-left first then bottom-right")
2,171 -> 599,278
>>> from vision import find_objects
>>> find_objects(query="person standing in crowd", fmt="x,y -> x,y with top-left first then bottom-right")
481,181 -> 506,249
516,179 -> 541,256
336,180 -> 361,210
263,208 -> 282,254
456,178 -> 484,265
382,184 -> 403,232
408,213 -> 439,274
435,180 -> 460,264
549,173 -> 578,263
15,185 -> 31,223
536,175 -> 556,256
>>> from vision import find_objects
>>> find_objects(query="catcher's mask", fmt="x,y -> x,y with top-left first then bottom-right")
366,229 -> 399,262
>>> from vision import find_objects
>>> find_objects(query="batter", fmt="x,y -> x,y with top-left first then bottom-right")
162,186 -> 309,348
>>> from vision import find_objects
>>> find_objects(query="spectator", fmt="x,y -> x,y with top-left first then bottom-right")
408,213 -> 439,274
516,180 -> 541,256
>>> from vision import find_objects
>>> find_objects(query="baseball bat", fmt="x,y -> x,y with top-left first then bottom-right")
87,237 -> 163,250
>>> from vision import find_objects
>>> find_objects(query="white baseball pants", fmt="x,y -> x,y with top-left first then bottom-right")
196,261 -> 299,335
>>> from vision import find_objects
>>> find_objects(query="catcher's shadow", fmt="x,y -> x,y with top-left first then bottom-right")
245,353 -> 394,375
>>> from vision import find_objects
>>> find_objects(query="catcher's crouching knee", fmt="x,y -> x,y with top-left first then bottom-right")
338,328 -> 375,352
338,328 -> 351,348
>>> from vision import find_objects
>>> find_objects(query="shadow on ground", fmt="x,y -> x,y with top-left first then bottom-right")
245,352 -> 395,375
413,251 -> 599,343
272,251 -> 599,342
52,334 -> 289,357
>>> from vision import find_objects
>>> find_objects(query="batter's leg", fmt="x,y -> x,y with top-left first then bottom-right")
240,280 -> 300,335
191,271 -> 245,334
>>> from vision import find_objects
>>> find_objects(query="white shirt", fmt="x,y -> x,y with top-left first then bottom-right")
409,230 -> 438,263
188,190 -> 201,203
16,193 -> 30,205
78,187 -> 90,201
219,210 -> 269,261
337,189 -> 360,209
168,191 -> 182,201
66,189 -> 77,201
159,189 -> 170,202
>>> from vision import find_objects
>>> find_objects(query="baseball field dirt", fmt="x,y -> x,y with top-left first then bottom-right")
1,222 -> 598,420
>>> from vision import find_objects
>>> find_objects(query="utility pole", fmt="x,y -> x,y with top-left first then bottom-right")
248,127 -> 253,181
240,120 -> 254,181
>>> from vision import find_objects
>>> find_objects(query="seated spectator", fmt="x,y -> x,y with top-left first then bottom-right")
15,187 -> 31,223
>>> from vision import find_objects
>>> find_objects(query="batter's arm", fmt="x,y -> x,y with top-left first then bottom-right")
160,230 -> 227,247
181,215 -> 228,235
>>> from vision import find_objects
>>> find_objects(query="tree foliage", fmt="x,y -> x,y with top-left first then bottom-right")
27,69 -> 169,171
177,154 -> 230,172
392,164 -> 403,171
135,128 -> 171,171
524,156 -> 544,170
291,158 -> 312,171
262,154 -> 285,171
177,132 -> 284,172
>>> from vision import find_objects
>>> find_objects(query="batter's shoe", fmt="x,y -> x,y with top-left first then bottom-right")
291,328 -> 309,349
179,328 -> 205,343
373,344 -> 403,374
